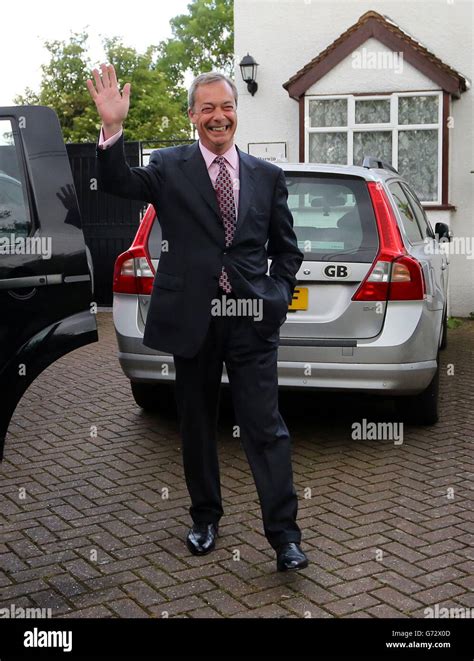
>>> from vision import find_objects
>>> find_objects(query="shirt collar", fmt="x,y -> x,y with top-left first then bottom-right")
198,140 -> 238,171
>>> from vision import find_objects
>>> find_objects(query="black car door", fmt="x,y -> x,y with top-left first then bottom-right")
0,106 -> 98,459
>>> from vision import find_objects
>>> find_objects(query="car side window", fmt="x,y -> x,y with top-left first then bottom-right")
147,214 -> 162,259
388,181 -> 423,243
401,182 -> 434,239
0,119 -> 32,244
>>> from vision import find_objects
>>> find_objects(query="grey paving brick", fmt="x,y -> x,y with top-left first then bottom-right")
108,598 -> 150,618
2,312 -> 472,620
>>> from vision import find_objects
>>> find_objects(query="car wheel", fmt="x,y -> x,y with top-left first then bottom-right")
395,354 -> 440,425
130,381 -> 176,412
440,307 -> 448,350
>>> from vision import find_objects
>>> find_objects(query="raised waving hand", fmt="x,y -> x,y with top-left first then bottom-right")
86,63 -> 131,139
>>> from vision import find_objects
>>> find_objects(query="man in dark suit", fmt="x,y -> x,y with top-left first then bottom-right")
87,63 -> 308,571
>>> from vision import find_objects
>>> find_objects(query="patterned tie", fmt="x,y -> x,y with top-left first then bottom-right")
214,155 -> 236,293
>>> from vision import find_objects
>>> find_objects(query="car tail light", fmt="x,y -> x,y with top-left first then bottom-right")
113,249 -> 155,295
352,182 -> 425,302
113,206 -> 156,295
389,255 -> 425,300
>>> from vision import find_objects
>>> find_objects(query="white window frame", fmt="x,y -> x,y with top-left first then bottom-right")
305,91 -> 443,204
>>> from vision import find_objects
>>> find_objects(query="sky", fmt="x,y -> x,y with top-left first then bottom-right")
0,0 -> 192,106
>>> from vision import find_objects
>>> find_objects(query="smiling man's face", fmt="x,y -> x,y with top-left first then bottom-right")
188,80 -> 237,155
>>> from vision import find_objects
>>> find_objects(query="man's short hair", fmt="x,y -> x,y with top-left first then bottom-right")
188,72 -> 238,111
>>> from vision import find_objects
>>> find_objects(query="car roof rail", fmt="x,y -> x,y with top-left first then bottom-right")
362,156 -> 398,174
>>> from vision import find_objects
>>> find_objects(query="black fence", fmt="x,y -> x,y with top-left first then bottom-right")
66,138 -> 193,306
140,138 -> 194,152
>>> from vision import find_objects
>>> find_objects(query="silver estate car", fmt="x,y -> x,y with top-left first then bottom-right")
113,157 -> 450,425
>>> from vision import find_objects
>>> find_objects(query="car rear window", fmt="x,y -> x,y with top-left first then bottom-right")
284,173 -> 379,262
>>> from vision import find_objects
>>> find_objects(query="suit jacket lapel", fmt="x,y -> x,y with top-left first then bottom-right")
234,145 -> 256,240
180,141 -> 221,221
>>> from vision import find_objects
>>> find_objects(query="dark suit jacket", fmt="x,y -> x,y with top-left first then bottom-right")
96,135 -> 304,358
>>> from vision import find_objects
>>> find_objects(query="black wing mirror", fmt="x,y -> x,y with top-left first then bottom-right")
435,222 -> 452,243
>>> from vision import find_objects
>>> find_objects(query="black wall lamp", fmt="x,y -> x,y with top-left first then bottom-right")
239,53 -> 259,96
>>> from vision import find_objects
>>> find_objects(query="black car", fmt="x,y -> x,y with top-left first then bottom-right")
0,106 -> 98,460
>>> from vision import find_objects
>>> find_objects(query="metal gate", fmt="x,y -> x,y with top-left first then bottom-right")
140,138 -> 193,165
66,139 -> 194,306
66,141 -> 145,305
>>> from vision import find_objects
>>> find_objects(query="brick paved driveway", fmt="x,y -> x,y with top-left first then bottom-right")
1,313 -> 473,618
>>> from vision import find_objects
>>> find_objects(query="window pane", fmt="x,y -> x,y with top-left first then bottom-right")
398,95 -> 439,124
0,119 -> 31,241
389,181 -> 423,242
355,99 -> 390,124
309,99 -> 347,127
398,129 -> 438,201
285,174 -> 378,262
401,183 -> 432,239
148,216 -> 163,258
309,132 -> 347,164
353,131 -> 392,166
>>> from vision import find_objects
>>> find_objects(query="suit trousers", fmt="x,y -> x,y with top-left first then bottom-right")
173,293 -> 301,550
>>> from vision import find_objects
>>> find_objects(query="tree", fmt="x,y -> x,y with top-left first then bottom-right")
14,31 -> 190,142
13,0 -> 235,141
157,0 -> 234,87
15,31 -> 94,142
97,37 -> 190,142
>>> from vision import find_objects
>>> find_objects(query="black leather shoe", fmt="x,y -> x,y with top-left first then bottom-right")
186,523 -> 218,556
276,542 -> 309,572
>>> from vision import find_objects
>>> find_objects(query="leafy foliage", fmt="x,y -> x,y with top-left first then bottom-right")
14,0 -> 234,142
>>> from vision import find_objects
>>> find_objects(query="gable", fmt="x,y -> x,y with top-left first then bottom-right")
306,38 -> 439,95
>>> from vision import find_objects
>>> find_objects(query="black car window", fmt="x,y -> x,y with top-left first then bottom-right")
388,181 -> 423,243
0,119 -> 31,244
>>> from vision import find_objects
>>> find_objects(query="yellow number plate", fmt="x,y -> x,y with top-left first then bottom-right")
289,286 -> 308,311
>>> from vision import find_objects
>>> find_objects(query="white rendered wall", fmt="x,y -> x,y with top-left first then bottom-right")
234,0 -> 473,316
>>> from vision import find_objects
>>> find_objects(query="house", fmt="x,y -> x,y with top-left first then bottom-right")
234,0 -> 473,316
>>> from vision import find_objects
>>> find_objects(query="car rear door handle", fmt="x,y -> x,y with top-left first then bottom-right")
0,274 -> 90,290
0,275 -> 48,289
